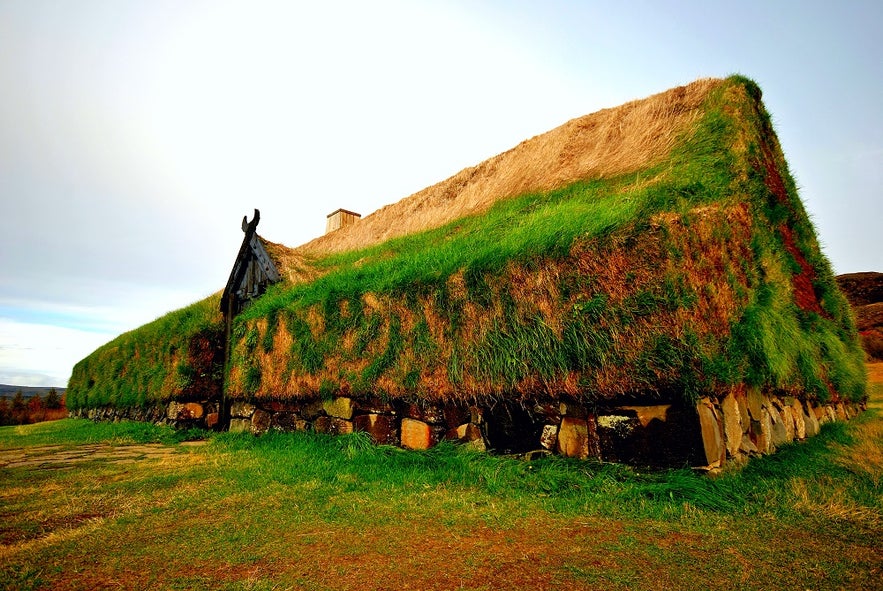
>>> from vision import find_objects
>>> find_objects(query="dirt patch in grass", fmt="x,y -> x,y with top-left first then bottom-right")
0,443 -> 188,470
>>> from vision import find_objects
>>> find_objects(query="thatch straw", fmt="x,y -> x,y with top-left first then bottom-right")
297,78 -> 722,257
261,237 -> 321,285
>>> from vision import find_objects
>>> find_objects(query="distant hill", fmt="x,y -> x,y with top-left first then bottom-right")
0,384 -> 66,399
836,272 -> 883,361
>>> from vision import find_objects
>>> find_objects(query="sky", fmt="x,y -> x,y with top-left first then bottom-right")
0,0 -> 881,388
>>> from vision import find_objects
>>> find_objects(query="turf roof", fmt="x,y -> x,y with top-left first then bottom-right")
67,76 -> 867,410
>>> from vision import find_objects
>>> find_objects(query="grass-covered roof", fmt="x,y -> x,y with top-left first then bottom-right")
67,76 -> 867,411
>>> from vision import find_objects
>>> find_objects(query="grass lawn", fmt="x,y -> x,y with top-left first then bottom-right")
2,366 -> 881,590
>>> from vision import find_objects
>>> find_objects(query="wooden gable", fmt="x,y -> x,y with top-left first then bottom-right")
221,209 -> 281,320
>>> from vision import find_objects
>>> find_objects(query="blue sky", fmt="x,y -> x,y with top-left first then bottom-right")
0,0 -> 881,387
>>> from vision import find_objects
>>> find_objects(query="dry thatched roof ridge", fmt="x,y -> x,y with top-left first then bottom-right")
295,78 -> 722,258
259,236 -> 320,285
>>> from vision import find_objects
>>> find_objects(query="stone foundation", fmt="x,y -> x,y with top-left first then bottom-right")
68,400 -> 221,430
70,391 -> 864,469
695,389 -> 865,469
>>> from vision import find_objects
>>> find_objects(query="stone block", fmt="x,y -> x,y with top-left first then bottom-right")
760,407 -> 774,453
739,433 -> 759,455
329,418 -> 353,435
469,406 -> 484,425
825,405 -> 837,424
720,392 -> 743,458
401,418 -> 433,450
696,399 -> 725,468
230,401 -> 256,419
780,405 -> 795,442
540,424 -> 559,450
596,414 -> 637,438
354,413 -> 398,445
301,400 -> 326,420
791,398 -> 806,439
446,423 -> 486,451
313,416 -> 332,434
735,390 -> 750,434
206,412 -> 220,429
746,388 -> 765,421
836,403 -> 848,421
557,417 -> 590,459
168,402 -> 204,421
804,403 -> 820,438
272,412 -> 305,432
323,397 -> 354,420
251,409 -> 272,435
447,423 -> 468,440
229,418 -> 251,433
769,405 -> 789,447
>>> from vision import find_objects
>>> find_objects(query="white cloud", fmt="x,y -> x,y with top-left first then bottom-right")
0,282 -> 216,386
0,318 -> 113,387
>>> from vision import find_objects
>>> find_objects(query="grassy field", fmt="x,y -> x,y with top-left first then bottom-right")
2,366 -> 881,590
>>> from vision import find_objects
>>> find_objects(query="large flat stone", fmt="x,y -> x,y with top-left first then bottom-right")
760,407 -> 774,453
739,433 -> 759,455
791,398 -> 806,439
229,418 -> 251,433
780,405 -> 796,442
557,417 -> 590,459
746,388 -> 765,421
804,403 -> 820,438
736,390 -> 750,434
323,397 -> 354,420
445,423 -> 486,452
825,405 -> 837,424
719,392 -> 743,458
167,401 -> 205,421
768,405 -> 789,447
696,399 -> 725,467
401,418 -> 433,450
